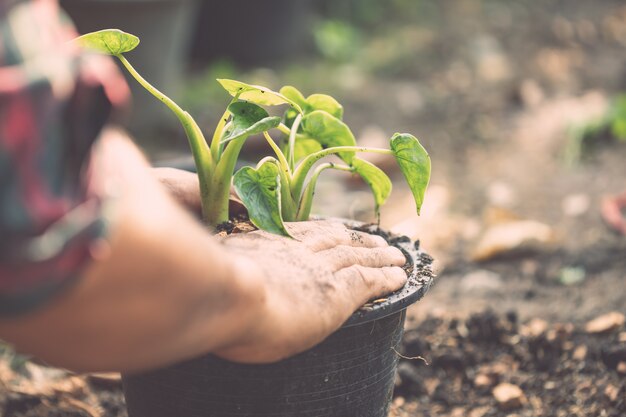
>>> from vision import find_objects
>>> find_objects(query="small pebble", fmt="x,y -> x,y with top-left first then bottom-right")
585,312 -> 625,334
493,383 -> 527,410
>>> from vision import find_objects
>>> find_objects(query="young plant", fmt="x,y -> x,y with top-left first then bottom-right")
75,29 -> 282,226
75,29 -> 431,236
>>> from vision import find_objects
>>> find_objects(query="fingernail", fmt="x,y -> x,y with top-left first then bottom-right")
373,235 -> 388,247
392,247 -> 406,264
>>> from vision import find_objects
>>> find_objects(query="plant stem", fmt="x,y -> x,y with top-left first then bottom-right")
277,165 -> 298,222
204,135 -> 249,225
116,54 -> 214,218
263,132 -> 291,179
217,121 -> 234,159
210,107 -> 231,164
296,163 -> 353,220
288,114 -> 302,171
277,123 -> 291,136
261,132 -> 297,219
291,146 -> 392,200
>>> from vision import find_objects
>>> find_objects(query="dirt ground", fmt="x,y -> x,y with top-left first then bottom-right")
381,1 -> 626,415
1,0 -> 626,416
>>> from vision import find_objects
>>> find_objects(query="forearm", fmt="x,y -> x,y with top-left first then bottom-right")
0,130 -> 407,371
0,133 -> 265,372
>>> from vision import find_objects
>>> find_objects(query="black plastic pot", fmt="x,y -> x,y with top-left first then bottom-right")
122,226 -> 434,417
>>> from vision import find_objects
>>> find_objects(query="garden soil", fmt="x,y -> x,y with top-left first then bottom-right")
2,1 -> 626,416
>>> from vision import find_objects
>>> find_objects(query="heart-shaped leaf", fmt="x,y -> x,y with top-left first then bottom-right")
233,159 -> 291,237
279,86 -> 307,128
305,94 -> 343,119
75,29 -> 139,55
351,158 -> 392,215
301,110 -> 357,163
280,87 -> 344,127
279,86 -> 307,109
390,133 -> 431,215
218,79 -> 303,114
222,102 -> 281,143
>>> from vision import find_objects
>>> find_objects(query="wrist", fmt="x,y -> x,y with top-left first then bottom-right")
209,253 -> 269,355
212,253 -> 309,364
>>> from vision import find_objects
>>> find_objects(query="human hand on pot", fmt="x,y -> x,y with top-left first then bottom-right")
213,220 -> 407,363
151,169 -> 409,363
153,168 -> 201,213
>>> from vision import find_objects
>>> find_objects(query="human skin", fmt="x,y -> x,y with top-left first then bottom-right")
0,128 -> 406,372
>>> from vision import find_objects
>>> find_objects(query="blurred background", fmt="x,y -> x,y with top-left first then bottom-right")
2,1 -> 626,416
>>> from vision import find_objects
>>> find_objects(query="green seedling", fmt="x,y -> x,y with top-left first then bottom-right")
75,29 -> 431,236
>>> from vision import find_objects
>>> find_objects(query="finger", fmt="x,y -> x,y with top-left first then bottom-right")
320,245 -> 406,271
334,265 -> 407,302
286,221 -> 388,251
153,168 -> 201,211
153,167 -> 198,183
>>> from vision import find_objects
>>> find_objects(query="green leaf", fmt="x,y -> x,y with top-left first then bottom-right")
75,29 -> 139,55
280,87 -> 344,127
233,159 -> 291,237
390,133 -> 431,215
351,158 -> 392,214
280,86 -> 307,128
222,102 -> 281,143
301,110 -> 357,163
217,79 -> 303,113
305,94 -> 343,119
279,86 -> 307,109
280,88 -> 343,119
293,136 -> 323,163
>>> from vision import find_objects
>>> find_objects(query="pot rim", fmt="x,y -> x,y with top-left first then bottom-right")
336,220 -> 435,327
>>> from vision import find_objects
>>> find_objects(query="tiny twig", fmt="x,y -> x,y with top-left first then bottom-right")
391,347 -> 429,365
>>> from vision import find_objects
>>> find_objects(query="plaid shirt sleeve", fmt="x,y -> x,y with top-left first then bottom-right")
0,0 -> 129,316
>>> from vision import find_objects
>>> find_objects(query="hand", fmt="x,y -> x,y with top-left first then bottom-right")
214,220 -> 407,363
153,167 -> 247,218
153,167 -> 202,214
